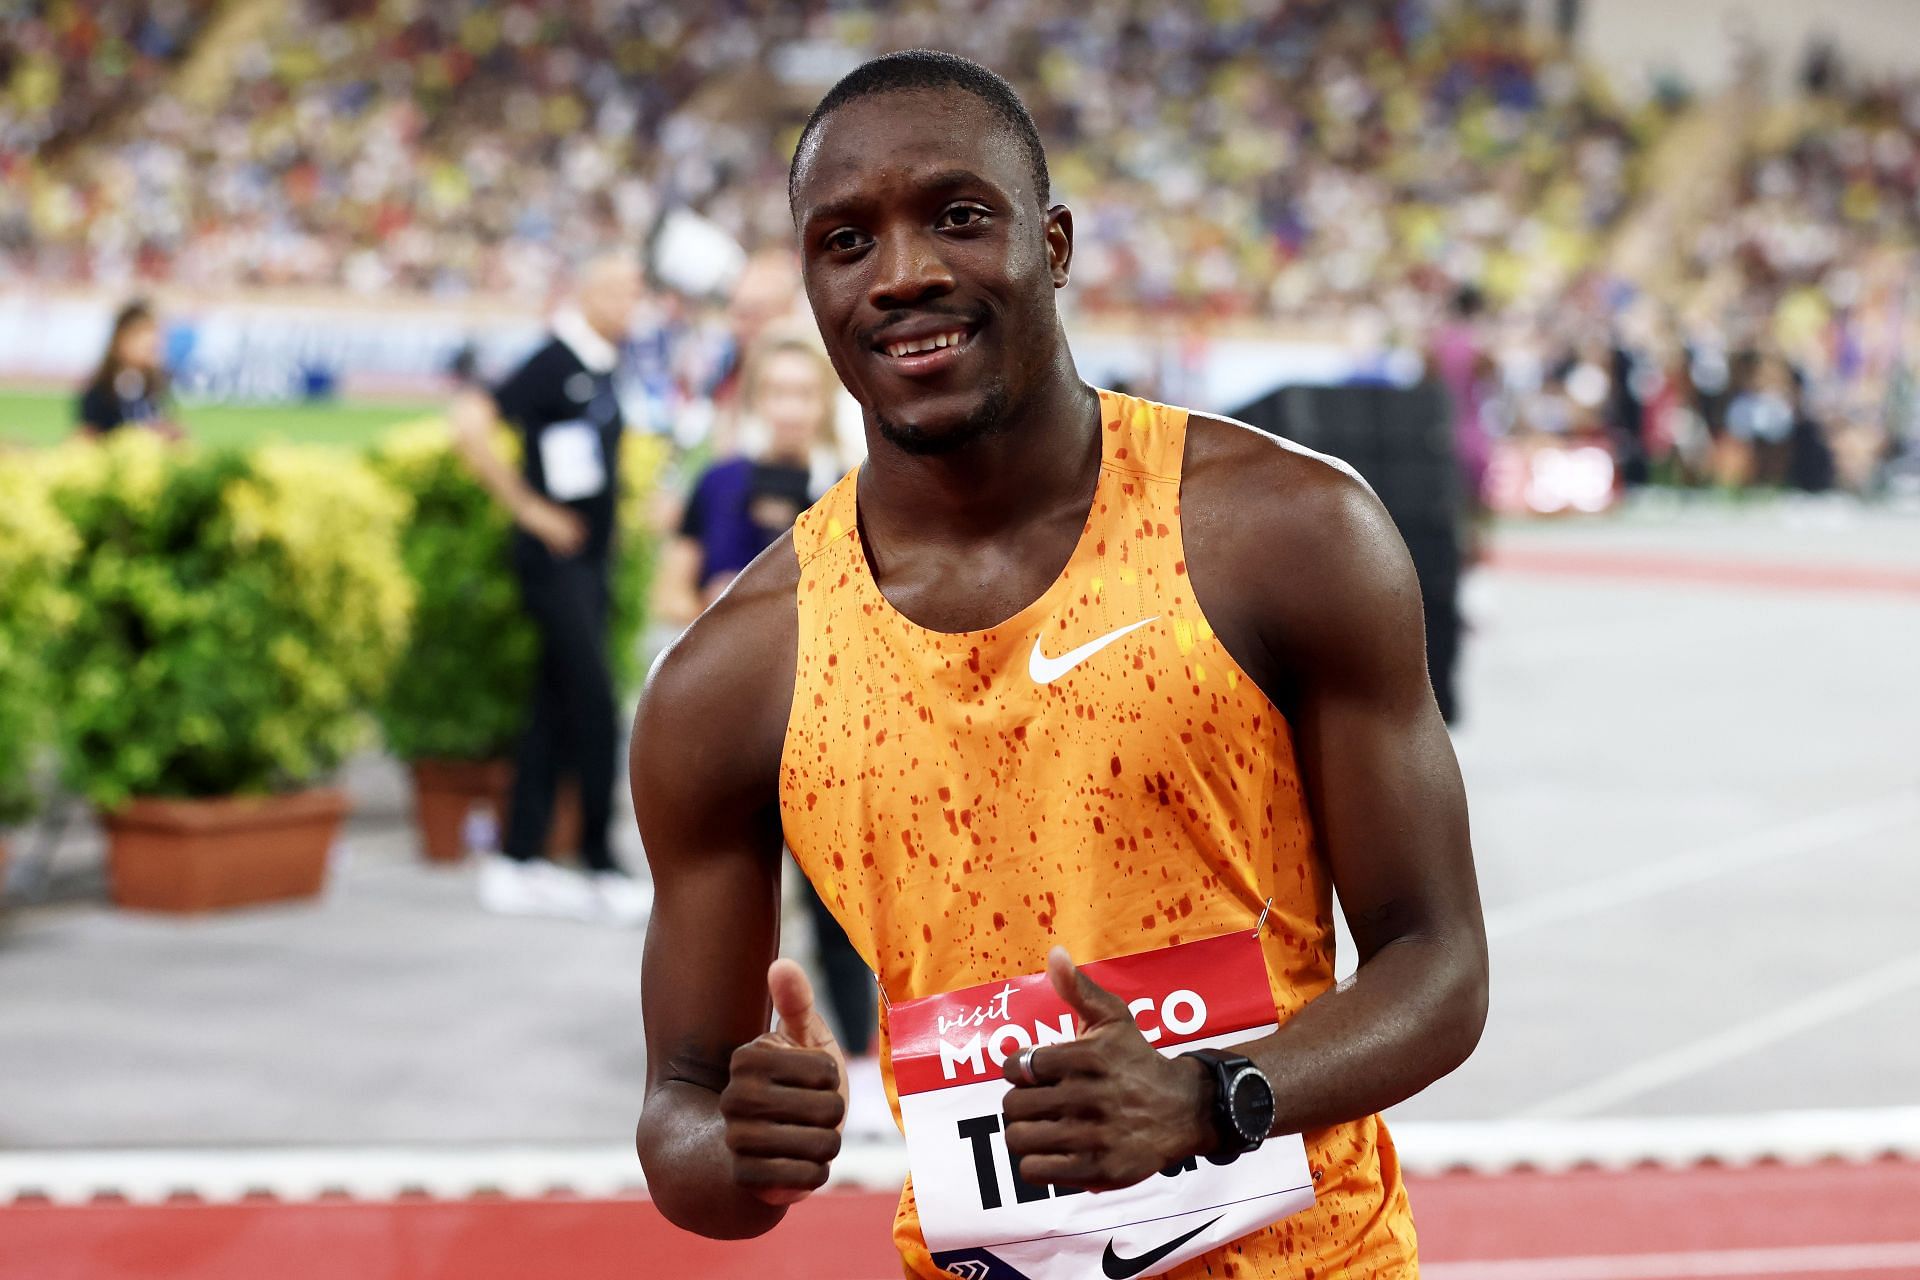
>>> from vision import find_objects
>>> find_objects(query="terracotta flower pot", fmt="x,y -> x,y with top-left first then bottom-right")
408,758 -> 511,863
105,789 -> 348,913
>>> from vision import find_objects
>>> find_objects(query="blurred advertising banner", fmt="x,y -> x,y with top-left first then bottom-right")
0,292 -> 544,402
1486,440 -> 1620,515
0,291 -> 1378,413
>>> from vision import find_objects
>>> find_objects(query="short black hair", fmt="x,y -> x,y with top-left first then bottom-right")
788,49 -> 1051,212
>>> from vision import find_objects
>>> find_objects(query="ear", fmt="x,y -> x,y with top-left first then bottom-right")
1044,204 -> 1074,289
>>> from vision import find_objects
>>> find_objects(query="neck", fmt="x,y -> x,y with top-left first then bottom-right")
858,356 -> 1101,543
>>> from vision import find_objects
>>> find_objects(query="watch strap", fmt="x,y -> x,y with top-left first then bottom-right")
1182,1048 -> 1262,1154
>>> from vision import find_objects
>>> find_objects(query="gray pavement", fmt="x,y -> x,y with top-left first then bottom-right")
2,501 -> 1916,1149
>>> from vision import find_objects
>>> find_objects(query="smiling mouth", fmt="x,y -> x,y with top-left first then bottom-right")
874,324 -> 977,377
881,328 -> 970,359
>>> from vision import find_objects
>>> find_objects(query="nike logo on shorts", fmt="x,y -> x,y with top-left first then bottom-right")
1029,616 -> 1158,685
1101,1214 -> 1223,1278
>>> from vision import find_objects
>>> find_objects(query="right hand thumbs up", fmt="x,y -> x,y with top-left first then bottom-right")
768,958 -> 841,1054
720,959 -> 850,1206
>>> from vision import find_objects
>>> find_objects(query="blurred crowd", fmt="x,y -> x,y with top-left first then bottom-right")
1458,51 -> 1920,503
2,0 -> 1915,496
1,0 -> 1654,318
0,1 -> 213,165
1674,59 -> 1920,492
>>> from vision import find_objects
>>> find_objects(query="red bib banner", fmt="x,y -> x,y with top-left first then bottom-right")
889,932 -> 1315,1279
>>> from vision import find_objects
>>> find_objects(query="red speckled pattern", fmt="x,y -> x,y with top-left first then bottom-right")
779,390 -> 1417,1276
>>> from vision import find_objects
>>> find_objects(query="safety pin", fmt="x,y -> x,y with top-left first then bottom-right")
1253,896 -> 1274,938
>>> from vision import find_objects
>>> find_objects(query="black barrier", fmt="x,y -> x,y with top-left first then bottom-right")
1224,383 -> 1465,723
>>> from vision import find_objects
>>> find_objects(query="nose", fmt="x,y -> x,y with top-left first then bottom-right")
867,226 -> 955,312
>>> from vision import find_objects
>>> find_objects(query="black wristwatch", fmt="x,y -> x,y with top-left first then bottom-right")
1183,1049 -> 1275,1155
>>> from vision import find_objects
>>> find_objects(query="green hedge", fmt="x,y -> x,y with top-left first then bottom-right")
609,433 -> 667,699
367,424 -> 537,761
4,427 -> 664,817
42,434 -> 414,808
367,424 -> 666,764
0,454 -> 80,823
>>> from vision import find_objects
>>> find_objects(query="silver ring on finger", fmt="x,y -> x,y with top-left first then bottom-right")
1007,1045 -> 1041,1087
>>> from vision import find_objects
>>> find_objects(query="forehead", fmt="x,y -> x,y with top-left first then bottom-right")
794,87 -> 1037,217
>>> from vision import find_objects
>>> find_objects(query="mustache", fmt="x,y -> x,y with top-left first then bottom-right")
860,306 -> 987,347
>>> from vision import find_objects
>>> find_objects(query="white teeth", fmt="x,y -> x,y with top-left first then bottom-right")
885,331 -> 966,358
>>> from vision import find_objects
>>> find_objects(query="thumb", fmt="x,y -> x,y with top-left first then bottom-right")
768,958 -> 838,1051
1046,946 -> 1129,1033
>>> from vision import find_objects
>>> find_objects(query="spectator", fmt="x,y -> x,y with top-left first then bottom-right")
656,332 -> 843,627
702,249 -> 807,456
1430,285 -> 1495,517
76,300 -> 184,440
1726,353 -> 1799,490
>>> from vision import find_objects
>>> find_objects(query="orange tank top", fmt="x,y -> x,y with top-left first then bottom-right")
780,390 -> 1417,1277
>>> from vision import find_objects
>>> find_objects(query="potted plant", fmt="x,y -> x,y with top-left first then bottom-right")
0,454 -> 80,885
368,423 -> 536,861
45,434 -> 413,912
368,424 -> 665,863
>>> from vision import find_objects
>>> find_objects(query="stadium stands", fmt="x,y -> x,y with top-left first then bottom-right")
1,1 -> 1913,494
4,0 -> 1654,318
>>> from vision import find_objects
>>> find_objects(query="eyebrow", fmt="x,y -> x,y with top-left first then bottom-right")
801,168 -> 1003,228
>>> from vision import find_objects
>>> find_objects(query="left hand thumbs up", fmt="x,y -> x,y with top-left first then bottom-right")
1046,945 -> 1132,1034
1001,946 -> 1217,1192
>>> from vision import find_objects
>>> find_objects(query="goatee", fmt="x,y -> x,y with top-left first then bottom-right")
875,384 -> 1012,456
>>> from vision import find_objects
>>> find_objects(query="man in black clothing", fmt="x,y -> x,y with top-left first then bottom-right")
450,254 -> 651,925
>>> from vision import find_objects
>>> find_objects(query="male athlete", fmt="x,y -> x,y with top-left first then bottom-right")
635,50 -> 1487,1277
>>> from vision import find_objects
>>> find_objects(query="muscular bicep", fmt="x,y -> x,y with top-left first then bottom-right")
631,585 -> 796,1099
1265,480 -> 1481,964
636,781 -> 782,1095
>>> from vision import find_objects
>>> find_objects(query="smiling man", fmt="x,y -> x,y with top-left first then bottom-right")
633,50 -> 1487,1278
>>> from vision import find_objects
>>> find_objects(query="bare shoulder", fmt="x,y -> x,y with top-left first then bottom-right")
632,530 -> 800,804
1179,411 -> 1422,693
1182,410 -> 1407,584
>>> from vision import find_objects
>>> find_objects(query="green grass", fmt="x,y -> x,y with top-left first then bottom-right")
0,388 -> 438,450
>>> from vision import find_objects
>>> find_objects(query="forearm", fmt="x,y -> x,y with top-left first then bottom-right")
652,539 -> 706,628
636,1082 -> 788,1239
459,435 -> 539,520
448,397 -> 540,521
1244,932 -> 1487,1136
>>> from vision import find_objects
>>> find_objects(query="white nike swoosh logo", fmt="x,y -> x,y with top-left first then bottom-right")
1028,616 -> 1159,685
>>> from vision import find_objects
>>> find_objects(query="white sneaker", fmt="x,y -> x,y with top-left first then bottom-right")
592,871 -> 654,926
478,854 -> 600,921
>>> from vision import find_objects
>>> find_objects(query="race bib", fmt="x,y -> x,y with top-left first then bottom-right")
538,420 -> 606,501
890,932 -> 1315,1280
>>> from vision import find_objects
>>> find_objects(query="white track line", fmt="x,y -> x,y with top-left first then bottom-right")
6,1108 -> 1920,1202
1521,951 -> 1920,1119
1389,1107 -> 1920,1174
1483,791 -> 1920,941
1424,1242 -> 1920,1279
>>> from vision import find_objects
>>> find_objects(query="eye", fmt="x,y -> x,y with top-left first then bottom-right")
822,227 -> 868,253
938,204 -> 990,230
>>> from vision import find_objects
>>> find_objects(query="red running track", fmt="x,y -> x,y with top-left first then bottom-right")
5,1160 -> 1915,1280
1484,546 -> 1920,600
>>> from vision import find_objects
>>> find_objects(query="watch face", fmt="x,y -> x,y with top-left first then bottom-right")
1228,1067 -> 1276,1144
